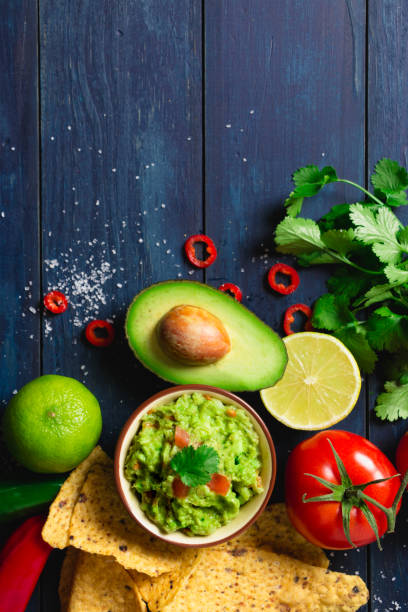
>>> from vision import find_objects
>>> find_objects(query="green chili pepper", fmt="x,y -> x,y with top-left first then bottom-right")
0,478 -> 63,522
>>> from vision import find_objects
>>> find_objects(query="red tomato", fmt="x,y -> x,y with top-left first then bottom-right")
207,474 -> 230,496
396,431 -> 408,479
285,430 -> 401,550
172,477 -> 190,499
174,426 -> 190,449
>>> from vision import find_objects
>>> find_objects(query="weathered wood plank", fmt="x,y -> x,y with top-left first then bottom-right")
204,0 -> 367,587
0,1 -> 41,610
368,2 -> 408,609
39,0 -> 202,608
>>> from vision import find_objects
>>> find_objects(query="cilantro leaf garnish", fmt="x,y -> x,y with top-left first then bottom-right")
170,445 -> 219,487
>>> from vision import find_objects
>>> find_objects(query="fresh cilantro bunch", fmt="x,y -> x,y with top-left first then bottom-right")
275,159 -> 408,422
170,445 -> 219,486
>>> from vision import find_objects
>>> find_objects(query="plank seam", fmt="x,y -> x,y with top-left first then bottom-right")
365,1 -> 372,611
202,0 -> 207,285
37,0 -> 44,377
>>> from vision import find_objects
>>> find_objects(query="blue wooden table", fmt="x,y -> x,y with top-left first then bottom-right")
1,1 -> 408,610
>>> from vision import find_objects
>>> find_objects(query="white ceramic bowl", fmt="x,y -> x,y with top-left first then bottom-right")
114,384 -> 276,547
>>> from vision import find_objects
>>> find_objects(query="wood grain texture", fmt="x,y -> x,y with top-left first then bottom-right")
3,0 -> 408,609
0,2 -> 41,610
368,2 -> 408,609
38,1 -> 202,608
204,0 -> 367,584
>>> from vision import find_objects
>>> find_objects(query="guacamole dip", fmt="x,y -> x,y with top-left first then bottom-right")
124,392 -> 264,536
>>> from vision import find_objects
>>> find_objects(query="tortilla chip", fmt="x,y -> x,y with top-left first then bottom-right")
69,464 -> 199,576
128,549 -> 202,612
164,547 -> 369,611
42,446 -> 112,548
67,551 -> 144,612
59,548 -> 79,612
219,503 -> 329,569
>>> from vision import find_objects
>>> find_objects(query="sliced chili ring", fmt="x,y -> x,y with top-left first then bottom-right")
43,291 -> 68,314
218,283 -> 242,302
268,263 -> 300,295
283,304 -> 312,336
184,234 -> 217,268
85,320 -> 115,347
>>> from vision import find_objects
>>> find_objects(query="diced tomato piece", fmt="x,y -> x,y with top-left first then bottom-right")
172,477 -> 190,498
226,408 -> 236,417
207,473 -> 230,496
174,426 -> 190,448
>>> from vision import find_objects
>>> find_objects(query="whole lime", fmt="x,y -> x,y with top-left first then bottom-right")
2,375 -> 102,473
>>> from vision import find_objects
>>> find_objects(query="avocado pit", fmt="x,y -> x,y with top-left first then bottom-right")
157,305 -> 231,365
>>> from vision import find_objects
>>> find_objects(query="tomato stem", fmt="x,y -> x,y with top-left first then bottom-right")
358,468 -> 408,534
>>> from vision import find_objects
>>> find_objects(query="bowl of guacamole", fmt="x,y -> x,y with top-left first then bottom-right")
115,385 -> 276,547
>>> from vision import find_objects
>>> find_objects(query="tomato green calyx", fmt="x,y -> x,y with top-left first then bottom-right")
302,439 -> 408,551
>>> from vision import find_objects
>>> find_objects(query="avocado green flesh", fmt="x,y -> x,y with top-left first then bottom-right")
124,392 -> 263,535
126,281 -> 287,391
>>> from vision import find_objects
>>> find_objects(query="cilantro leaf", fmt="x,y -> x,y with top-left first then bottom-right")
284,191 -> 304,217
371,158 -> 408,195
334,326 -> 377,373
292,165 -> 337,197
354,284 -> 395,308
349,204 -> 402,263
312,294 -> 354,331
397,227 -> 408,249
318,203 -> 354,231
384,264 -> 408,284
375,380 -> 408,421
321,229 -> 358,255
170,445 -> 219,487
366,306 -> 408,352
297,251 -> 338,266
387,191 -> 408,207
327,267 -> 370,303
275,217 -> 325,254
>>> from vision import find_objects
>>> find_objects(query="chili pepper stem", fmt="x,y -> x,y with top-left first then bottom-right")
357,468 -> 408,533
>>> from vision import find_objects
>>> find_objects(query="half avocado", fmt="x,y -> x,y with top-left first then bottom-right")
125,280 -> 287,392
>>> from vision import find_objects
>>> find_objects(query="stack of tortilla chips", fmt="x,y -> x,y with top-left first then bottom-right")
42,447 -> 369,611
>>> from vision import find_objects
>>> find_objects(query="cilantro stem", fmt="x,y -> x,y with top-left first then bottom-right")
335,254 -> 381,276
337,179 -> 385,207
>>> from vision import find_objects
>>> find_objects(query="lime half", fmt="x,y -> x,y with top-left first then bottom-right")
260,332 -> 361,430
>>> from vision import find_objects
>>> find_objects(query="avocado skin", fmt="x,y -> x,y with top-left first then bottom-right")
125,280 -> 288,392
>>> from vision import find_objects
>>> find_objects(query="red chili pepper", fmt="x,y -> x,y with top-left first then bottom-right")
43,291 -> 68,314
0,515 -> 52,612
283,304 -> 312,336
268,263 -> 300,295
85,320 -> 115,347
218,283 -> 243,302
184,234 -> 217,268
